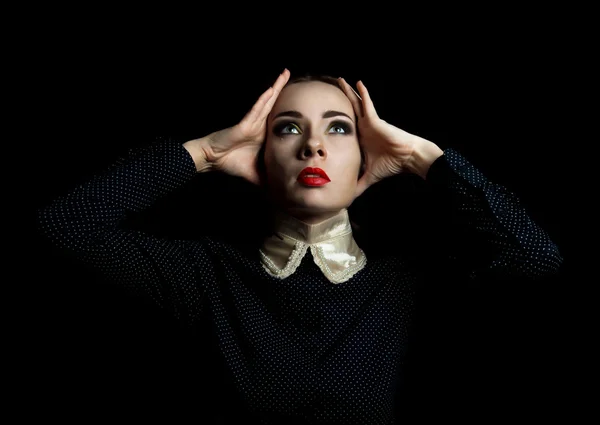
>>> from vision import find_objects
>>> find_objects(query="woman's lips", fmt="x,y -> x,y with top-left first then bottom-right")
297,167 -> 330,186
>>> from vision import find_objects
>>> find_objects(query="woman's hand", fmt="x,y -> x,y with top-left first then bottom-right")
187,69 -> 290,185
338,78 -> 443,198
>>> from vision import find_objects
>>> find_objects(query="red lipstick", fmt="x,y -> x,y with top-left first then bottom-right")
297,167 -> 331,186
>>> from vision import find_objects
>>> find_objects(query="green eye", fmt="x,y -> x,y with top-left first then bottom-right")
329,125 -> 346,134
274,122 -> 301,136
328,121 -> 353,135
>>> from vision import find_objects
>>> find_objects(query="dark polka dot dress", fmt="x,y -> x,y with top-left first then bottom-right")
37,141 -> 563,424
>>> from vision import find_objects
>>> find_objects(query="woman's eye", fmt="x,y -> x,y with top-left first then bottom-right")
328,121 -> 352,134
329,125 -> 346,134
275,123 -> 301,135
274,121 -> 352,136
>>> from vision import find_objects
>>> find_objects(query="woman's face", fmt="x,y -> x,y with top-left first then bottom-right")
264,81 -> 362,223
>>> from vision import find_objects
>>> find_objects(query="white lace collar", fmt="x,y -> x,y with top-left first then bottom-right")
259,208 -> 367,284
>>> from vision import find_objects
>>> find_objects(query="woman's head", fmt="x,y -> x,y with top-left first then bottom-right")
259,75 -> 365,224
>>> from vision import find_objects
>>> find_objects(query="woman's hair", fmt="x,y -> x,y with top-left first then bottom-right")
256,74 -> 366,183
285,74 -> 345,89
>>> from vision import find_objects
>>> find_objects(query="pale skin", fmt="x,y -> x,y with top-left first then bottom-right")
262,80 -> 362,223
183,69 -> 444,225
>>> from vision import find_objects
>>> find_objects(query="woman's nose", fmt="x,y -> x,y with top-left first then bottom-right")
300,138 -> 327,159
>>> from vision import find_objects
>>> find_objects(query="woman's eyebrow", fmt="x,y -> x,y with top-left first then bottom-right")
322,110 -> 353,120
272,110 -> 303,120
272,110 -> 353,120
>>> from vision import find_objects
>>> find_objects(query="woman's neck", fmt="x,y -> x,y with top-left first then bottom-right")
279,207 -> 344,225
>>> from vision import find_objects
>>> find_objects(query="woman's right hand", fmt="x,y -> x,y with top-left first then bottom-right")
193,69 -> 290,185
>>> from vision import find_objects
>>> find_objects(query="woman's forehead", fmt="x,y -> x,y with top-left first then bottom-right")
271,81 -> 354,118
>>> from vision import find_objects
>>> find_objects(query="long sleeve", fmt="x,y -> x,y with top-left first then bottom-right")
36,140 -> 211,323
421,148 -> 563,281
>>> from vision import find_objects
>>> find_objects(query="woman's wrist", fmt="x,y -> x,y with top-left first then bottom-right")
183,137 -> 213,173
407,138 -> 444,179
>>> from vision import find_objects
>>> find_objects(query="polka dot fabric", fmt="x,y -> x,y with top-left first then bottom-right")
37,141 -> 563,424
426,149 -> 563,280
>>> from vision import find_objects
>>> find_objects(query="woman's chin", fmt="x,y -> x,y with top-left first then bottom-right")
271,191 -> 352,216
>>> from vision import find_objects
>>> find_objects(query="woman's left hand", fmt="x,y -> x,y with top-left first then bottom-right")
338,78 -> 443,198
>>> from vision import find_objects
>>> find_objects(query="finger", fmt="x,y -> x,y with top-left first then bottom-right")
356,81 -> 378,118
347,83 -> 362,101
259,68 -> 290,121
244,69 -> 289,124
244,86 -> 274,123
338,77 -> 362,115
272,68 -> 290,94
338,77 -> 363,118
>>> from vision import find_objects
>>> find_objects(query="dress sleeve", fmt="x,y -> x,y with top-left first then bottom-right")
420,148 -> 563,281
36,140 -> 215,323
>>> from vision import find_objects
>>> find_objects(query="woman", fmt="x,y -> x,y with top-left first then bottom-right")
37,69 -> 563,424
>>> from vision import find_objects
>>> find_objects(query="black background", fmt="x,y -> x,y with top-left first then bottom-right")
23,25 -> 583,423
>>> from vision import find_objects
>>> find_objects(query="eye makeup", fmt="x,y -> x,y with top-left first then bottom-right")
273,122 -> 302,136
273,120 -> 354,136
328,120 -> 353,134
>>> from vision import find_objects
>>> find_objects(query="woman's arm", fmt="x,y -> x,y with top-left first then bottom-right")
417,144 -> 563,281
37,70 -> 291,322
338,78 -> 563,281
36,139 -> 214,323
